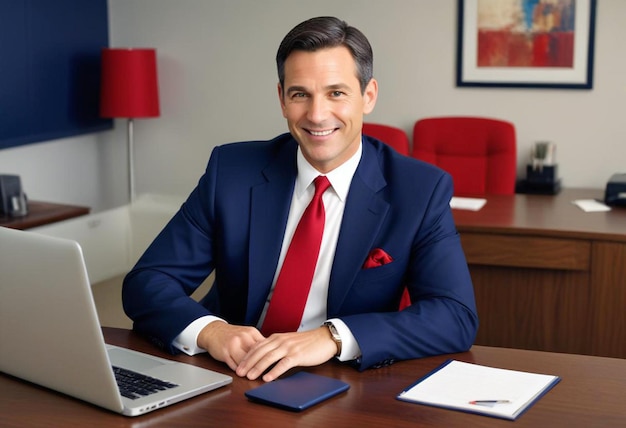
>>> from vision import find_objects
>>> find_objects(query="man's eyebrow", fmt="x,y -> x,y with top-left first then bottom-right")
286,83 -> 350,94
286,85 -> 308,94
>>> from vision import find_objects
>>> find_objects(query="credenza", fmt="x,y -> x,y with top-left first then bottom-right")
0,200 -> 90,230
453,188 -> 626,359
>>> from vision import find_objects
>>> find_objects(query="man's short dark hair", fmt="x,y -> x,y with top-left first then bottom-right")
276,16 -> 374,94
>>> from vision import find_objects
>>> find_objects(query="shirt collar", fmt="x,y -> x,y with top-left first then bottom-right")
295,141 -> 362,202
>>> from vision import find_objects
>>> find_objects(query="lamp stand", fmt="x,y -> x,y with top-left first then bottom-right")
126,118 -> 136,203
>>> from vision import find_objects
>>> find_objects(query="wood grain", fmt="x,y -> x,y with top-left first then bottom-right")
454,189 -> 626,358
2,328 -> 625,427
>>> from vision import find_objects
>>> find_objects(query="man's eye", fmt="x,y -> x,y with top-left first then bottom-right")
291,92 -> 307,98
331,91 -> 344,97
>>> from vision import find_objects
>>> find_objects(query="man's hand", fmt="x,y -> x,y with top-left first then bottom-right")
197,321 -> 266,372
236,326 -> 338,382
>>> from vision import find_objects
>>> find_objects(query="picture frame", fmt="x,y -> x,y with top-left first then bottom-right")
456,0 -> 597,89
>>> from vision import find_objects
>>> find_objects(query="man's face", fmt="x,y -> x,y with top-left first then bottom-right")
278,46 -> 378,173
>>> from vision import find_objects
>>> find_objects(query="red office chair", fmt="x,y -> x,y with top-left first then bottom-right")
412,117 -> 517,195
362,122 -> 410,156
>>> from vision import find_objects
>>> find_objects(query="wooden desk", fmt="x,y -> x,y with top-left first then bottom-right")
452,188 -> 626,359
1,328 -> 625,427
0,200 -> 90,230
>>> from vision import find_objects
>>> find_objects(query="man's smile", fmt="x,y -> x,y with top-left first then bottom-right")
306,128 -> 336,137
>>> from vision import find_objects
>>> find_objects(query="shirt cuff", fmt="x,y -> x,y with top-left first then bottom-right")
327,318 -> 362,362
172,315 -> 226,356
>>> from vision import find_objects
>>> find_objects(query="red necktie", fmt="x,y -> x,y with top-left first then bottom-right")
261,175 -> 331,335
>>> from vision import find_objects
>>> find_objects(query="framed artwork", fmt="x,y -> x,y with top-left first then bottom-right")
456,0 -> 597,89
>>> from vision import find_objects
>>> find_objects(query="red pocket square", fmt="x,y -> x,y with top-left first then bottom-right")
362,248 -> 393,269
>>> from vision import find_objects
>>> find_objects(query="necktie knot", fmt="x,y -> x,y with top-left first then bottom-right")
313,175 -> 331,198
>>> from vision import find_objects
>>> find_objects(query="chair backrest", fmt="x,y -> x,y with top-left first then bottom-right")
412,117 -> 517,195
362,122 -> 410,156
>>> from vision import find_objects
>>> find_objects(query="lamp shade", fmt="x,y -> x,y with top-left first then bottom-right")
100,48 -> 160,118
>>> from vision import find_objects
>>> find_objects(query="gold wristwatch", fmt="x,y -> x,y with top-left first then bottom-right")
323,321 -> 342,358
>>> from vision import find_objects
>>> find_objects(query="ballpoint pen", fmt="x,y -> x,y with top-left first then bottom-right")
469,400 -> 512,405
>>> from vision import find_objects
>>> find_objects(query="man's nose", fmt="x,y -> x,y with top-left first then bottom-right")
306,96 -> 330,124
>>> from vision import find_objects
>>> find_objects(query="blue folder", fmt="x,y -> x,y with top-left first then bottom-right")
245,371 -> 349,411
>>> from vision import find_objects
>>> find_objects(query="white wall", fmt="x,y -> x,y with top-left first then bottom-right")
1,1 -> 624,213
0,130 -> 132,211
107,0 -> 626,194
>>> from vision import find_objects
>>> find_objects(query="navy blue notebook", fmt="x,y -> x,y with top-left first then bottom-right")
245,371 -> 349,411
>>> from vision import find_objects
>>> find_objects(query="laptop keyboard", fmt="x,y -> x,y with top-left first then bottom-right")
113,366 -> 179,400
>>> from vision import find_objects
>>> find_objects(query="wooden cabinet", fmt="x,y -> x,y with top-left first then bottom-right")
453,189 -> 626,359
589,241 -> 626,358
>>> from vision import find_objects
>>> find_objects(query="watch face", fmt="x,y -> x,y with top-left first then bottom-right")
324,322 -> 338,336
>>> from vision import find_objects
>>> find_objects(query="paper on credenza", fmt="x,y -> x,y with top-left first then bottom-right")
449,197 -> 487,211
572,199 -> 611,212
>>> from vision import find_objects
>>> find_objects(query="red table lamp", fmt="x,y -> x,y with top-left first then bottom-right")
100,48 -> 160,202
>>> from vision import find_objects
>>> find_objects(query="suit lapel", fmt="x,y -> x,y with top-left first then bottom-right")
246,140 -> 298,325
327,141 -> 389,315
244,137 -> 389,322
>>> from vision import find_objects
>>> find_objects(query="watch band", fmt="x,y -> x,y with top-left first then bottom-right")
323,321 -> 342,358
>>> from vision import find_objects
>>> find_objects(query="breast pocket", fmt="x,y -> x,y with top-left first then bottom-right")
348,257 -> 407,311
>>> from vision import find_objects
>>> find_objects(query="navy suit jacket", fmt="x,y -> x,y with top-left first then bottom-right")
123,133 -> 478,370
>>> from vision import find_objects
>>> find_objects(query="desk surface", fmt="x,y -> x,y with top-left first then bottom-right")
452,188 -> 626,242
1,328 -> 625,427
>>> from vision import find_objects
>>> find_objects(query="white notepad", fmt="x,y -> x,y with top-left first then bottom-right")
397,360 -> 560,420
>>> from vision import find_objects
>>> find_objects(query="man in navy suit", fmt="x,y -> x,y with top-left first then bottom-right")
123,16 -> 478,382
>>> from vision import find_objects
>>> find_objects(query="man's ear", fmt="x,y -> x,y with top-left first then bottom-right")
277,82 -> 287,118
363,78 -> 378,115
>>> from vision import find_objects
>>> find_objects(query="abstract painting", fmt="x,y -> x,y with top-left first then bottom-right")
456,0 -> 596,89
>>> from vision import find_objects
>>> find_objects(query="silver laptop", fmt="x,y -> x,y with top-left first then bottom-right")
0,226 -> 232,417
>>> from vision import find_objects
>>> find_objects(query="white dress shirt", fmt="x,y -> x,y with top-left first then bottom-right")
173,143 -> 363,361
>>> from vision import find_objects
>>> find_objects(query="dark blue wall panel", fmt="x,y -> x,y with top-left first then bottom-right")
0,0 -> 112,150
